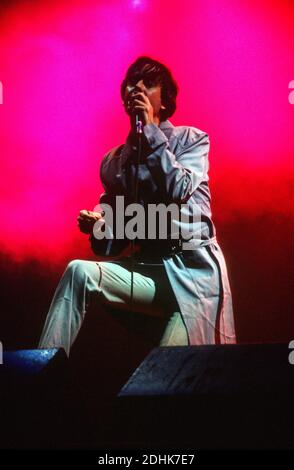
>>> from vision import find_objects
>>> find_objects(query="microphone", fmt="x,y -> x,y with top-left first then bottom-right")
126,85 -> 143,134
135,114 -> 143,134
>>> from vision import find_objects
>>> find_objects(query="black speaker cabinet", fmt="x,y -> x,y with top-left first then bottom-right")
115,344 -> 294,449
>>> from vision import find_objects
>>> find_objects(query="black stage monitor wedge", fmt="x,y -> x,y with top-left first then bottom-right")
0,348 -> 67,380
116,344 -> 294,449
0,348 -> 80,449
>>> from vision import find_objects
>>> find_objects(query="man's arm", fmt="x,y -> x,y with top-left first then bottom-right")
142,124 -> 210,205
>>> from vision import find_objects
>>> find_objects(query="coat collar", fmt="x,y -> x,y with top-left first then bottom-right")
119,120 -> 174,166
159,119 -> 174,131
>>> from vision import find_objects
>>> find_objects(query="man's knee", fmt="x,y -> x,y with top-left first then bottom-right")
66,259 -> 101,285
67,259 -> 84,271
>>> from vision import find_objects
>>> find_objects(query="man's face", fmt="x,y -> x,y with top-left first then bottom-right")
123,77 -> 164,121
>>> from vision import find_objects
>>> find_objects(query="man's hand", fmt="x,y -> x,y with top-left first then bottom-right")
128,90 -> 155,126
77,210 -> 103,234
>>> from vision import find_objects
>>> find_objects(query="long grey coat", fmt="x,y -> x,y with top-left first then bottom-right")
95,120 -> 236,345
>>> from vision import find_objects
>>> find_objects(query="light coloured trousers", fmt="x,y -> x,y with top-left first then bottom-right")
38,259 -> 188,356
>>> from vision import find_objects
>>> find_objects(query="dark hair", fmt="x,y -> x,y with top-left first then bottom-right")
120,56 -> 178,121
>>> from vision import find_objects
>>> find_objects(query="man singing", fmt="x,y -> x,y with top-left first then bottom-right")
38,56 -> 236,356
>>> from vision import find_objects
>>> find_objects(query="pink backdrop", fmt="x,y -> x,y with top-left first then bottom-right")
1,0 -> 293,265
